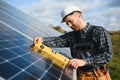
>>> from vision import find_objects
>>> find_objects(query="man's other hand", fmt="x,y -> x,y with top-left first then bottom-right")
69,58 -> 86,69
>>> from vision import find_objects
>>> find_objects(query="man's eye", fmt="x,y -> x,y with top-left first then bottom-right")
66,23 -> 68,25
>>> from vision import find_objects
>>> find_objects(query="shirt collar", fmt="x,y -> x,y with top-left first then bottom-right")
80,23 -> 90,33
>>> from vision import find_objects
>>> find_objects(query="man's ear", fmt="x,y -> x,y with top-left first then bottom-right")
78,12 -> 82,18
74,12 -> 81,18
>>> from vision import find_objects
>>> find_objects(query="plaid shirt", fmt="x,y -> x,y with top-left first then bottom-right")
43,23 -> 112,71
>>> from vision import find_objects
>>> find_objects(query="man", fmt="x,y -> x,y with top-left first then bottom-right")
33,5 -> 112,80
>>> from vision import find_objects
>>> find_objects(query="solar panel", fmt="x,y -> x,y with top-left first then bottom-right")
0,1 -> 61,38
0,0 -> 76,80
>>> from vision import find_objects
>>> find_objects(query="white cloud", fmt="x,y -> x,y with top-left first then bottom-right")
105,7 -> 120,16
18,0 -> 120,31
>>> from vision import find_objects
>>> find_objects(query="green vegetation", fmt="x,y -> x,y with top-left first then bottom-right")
109,31 -> 120,80
53,26 -> 67,34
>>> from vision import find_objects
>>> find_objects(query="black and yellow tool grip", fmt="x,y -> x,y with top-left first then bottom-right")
31,42 -> 70,69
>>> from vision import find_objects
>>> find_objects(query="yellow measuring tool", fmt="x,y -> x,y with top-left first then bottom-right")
31,42 -> 70,69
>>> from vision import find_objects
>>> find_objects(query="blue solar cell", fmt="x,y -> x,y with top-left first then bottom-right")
0,36 -> 4,40
0,62 -> 21,79
12,72 -> 37,80
48,65 -> 61,78
0,57 -> 4,63
10,57 -> 31,69
25,65 -> 45,78
0,44 -> 5,50
23,54 -> 40,62
10,40 -> 25,46
19,45 -> 31,53
41,72 -> 58,80
35,59 -> 51,70
0,49 -> 18,59
10,47 -> 26,55
0,41 -> 15,48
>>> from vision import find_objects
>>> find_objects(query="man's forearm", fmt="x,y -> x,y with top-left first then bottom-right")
85,51 -> 112,67
43,37 -> 66,47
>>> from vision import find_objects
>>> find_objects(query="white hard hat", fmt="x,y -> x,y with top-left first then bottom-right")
61,5 -> 82,22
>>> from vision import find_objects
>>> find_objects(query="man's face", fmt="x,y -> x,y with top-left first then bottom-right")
64,13 -> 81,31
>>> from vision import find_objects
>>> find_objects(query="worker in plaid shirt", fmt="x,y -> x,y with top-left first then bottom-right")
33,5 -> 112,80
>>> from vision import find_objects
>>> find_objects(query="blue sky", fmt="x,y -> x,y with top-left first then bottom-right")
3,0 -> 120,31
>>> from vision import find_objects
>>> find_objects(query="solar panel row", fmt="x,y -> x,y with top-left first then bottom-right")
0,15 -> 72,80
0,0 -> 75,80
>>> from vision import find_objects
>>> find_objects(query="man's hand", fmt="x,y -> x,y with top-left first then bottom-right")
29,36 -> 43,52
33,36 -> 43,44
64,66 -> 73,79
69,58 -> 86,69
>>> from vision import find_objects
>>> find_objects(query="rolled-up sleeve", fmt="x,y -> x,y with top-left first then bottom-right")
43,33 -> 70,47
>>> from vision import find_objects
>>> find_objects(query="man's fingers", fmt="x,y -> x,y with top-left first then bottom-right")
69,59 -> 79,69
69,59 -> 86,69
33,37 -> 38,43
69,58 -> 77,65
33,36 -> 43,44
